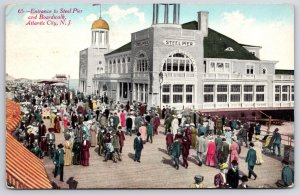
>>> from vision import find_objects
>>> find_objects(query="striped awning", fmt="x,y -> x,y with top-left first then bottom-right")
6,99 -> 52,189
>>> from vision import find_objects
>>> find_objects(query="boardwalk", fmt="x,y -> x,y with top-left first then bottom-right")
43,119 -> 284,189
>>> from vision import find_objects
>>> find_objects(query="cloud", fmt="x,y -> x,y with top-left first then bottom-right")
86,13 -> 97,22
212,10 -> 294,69
103,5 -> 145,24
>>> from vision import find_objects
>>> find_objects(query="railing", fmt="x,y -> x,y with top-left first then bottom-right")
274,75 -> 294,81
203,73 -> 270,80
163,72 -> 195,78
260,128 -> 294,147
93,73 -> 131,79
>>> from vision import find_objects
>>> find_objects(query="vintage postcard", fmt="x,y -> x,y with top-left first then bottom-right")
5,3 -> 294,189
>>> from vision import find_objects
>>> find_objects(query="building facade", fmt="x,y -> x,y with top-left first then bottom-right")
79,4 -> 294,111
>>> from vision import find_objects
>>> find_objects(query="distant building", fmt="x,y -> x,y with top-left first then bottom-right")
79,4 -> 294,111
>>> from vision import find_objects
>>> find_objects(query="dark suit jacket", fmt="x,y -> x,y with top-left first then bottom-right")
134,137 -> 143,151
246,148 -> 257,166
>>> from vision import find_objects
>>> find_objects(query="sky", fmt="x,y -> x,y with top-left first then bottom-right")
6,3 -> 294,79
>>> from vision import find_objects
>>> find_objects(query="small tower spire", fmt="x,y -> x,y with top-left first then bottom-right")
93,4 -> 102,19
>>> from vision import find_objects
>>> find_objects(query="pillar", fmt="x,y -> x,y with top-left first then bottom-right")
177,4 -> 180,24
143,84 -> 146,102
152,4 -> 156,24
155,4 -> 159,24
164,4 -> 169,24
173,4 -> 177,24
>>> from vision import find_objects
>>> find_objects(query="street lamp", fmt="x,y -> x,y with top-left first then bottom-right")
159,72 -> 164,109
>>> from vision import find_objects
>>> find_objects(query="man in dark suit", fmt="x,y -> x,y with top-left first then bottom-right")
226,160 -> 240,188
134,132 -> 144,162
53,143 -> 64,182
246,142 -> 257,180
220,138 -> 230,164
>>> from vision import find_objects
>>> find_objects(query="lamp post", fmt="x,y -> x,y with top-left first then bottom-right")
159,72 -> 164,110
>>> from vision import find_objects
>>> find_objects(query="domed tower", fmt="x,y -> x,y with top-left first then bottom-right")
91,18 -> 110,50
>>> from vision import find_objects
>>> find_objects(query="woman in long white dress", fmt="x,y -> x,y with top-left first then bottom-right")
254,135 -> 264,165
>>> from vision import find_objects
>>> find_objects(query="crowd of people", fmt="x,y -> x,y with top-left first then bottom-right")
7,80 -> 294,188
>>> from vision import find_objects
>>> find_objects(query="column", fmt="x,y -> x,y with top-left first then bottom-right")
127,82 -> 130,100
183,84 -> 186,106
177,4 -> 180,24
155,4 -> 159,24
106,31 -> 109,47
99,32 -> 102,46
143,84 -> 146,102
137,83 -> 140,102
173,4 -> 177,24
164,4 -> 169,24
170,84 -> 173,107
152,4 -> 156,24
91,32 -> 94,45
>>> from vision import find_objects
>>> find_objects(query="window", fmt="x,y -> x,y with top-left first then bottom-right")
173,95 -> 183,103
173,60 -> 178,71
204,94 -> 214,102
204,85 -> 214,92
244,94 -> 253,102
122,58 -> 125,63
230,94 -> 240,102
231,85 -> 241,92
127,57 -> 130,62
225,47 -> 234,51
256,85 -> 265,92
186,85 -> 193,92
262,68 -> 267,74
256,94 -> 264,102
99,61 -> 102,64
186,95 -> 193,103
135,53 -> 148,72
282,85 -> 288,92
246,65 -> 254,74
250,51 -> 256,56
244,85 -> 253,92
162,95 -> 170,103
217,94 -> 227,102
162,53 -> 194,72
275,85 -> 281,92
217,85 -> 228,92
291,86 -> 294,92
282,94 -> 288,101
113,60 -> 116,64
291,94 -> 294,101
162,85 -> 170,93
173,85 -> 183,92
275,94 -> 280,101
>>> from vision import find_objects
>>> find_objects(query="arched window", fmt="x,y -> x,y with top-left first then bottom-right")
262,68 -> 267,74
135,53 -> 149,72
162,53 -> 194,72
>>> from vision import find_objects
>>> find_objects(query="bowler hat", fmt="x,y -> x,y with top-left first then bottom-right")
231,160 -> 238,166
194,175 -> 204,182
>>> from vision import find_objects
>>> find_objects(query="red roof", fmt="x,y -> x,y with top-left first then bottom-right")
6,99 -> 52,189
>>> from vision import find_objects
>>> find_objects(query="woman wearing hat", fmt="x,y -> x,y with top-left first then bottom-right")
206,136 -> 217,167
214,163 -> 228,188
230,136 -> 240,165
254,135 -> 264,165
64,136 -> 73,166
190,123 -> 197,149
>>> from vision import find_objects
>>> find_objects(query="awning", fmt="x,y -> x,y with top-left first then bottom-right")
6,99 -> 52,189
